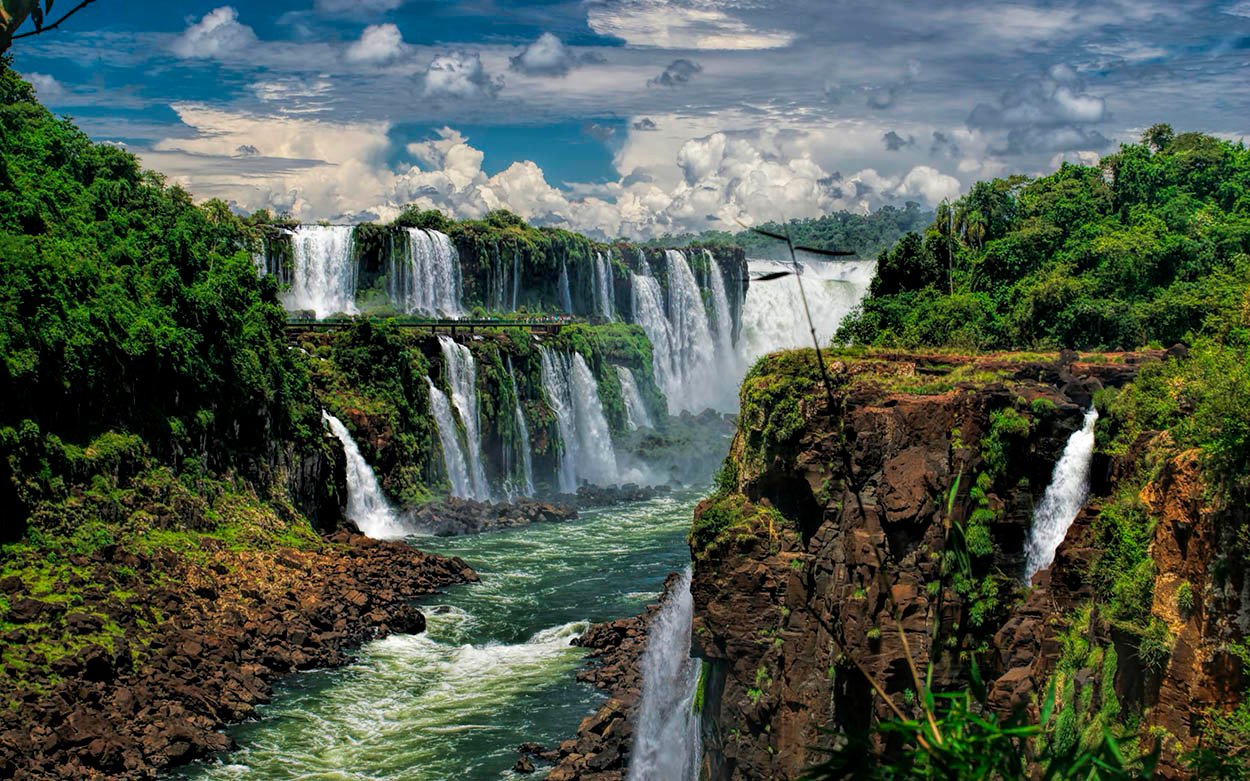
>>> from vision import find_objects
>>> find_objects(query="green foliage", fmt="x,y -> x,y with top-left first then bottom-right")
981,408 -> 1031,480
689,492 -> 786,554
0,65 -> 318,539
841,131 -> 1250,351
737,350 -> 840,468
1175,581 -> 1194,618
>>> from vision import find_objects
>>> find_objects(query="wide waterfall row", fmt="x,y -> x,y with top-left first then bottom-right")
627,568 -> 702,780
269,225 -> 464,319
540,347 -> 618,493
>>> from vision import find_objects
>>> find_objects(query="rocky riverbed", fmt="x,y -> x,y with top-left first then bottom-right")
0,532 -> 475,780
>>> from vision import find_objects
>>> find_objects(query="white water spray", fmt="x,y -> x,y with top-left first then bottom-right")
616,366 -> 654,431
1024,408 -> 1099,581
507,358 -> 535,498
322,411 -> 409,539
540,348 -> 617,492
390,229 -> 463,317
285,226 -> 357,319
438,337 -> 491,501
426,379 -> 473,499
664,250 -> 718,413
628,568 -> 702,781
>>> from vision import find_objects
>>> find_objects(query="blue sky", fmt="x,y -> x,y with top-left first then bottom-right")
10,0 -> 1250,237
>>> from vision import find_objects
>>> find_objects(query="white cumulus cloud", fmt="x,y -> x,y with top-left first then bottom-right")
171,7 -> 257,59
423,51 -> 502,98
347,23 -> 408,64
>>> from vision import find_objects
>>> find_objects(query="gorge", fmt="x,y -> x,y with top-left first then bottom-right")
3,55 -> 1249,781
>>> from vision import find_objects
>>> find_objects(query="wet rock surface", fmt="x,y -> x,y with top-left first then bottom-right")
0,532 -> 475,780
413,497 -> 577,536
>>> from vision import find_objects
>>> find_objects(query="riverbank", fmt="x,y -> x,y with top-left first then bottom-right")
0,531 -> 475,780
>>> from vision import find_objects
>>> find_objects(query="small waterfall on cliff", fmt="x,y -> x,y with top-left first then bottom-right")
284,226 -> 357,318
321,411 -> 409,539
738,258 -> 875,363
390,229 -> 463,317
426,379 -> 473,499
559,259 -> 574,313
507,358 -> 535,498
627,568 -> 702,781
540,348 -> 617,492
1024,408 -> 1099,581
616,366 -> 654,431
593,252 -> 615,320
664,250 -> 717,413
630,273 -> 676,410
438,337 -> 491,501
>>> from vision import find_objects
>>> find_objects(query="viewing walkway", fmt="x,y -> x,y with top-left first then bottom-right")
284,318 -> 567,336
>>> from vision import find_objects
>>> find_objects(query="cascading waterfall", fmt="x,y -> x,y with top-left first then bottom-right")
425,379 -> 473,499
511,249 -> 521,312
321,411 -> 409,539
629,273 -> 677,412
540,348 -> 617,492
284,225 -> 357,319
593,252 -> 615,320
663,250 -> 718,413
506,357 -> 535,498
627,568 -> 702,781
389,228 -> 462,317
1024,408 -> 1100,581
616,365 -> 654,431
438,337 -> 491,501
738,258 -> 876,364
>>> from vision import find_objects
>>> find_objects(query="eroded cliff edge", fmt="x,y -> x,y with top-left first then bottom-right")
689,348 -> 1246,778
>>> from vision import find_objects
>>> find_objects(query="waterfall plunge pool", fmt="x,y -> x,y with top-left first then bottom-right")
174,491 -> 699,781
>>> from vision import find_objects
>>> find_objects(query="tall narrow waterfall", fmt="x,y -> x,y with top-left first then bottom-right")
285,226 -> 357,319
663,250 -> 717,413
389,229 -> 463,317
593,252 -> 615,320
616,365 -> 654,431
1024,408 -> 1099,581
321,412 -> 408,539
628,568 -> 702,781
705,250 -> 739,382
559,259 -> 574,313
425,379 -> 472,499
438,337 -> 491,501
507,358 -> 535,498
630,273 -> 676,409
540,348 -> 617,492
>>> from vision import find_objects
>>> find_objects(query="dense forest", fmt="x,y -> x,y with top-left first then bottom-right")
645,201 -> 933,258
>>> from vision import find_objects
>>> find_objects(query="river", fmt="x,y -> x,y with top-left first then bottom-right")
175,492 -> 697,780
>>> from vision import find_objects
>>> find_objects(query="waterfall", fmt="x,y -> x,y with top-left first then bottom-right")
511,249 -> 520,312
616,365 -> 654,431
284,225 -> 357,319
558,258 -> 574,314
627,569 -> 702,781
1024,408 -> 1099,581
438,337 -> 491,501
664,250 -> 717,413
507,358 -> 535,498
631,273 -> 676,412
738,258 -> 875,364
540,348 -> 617,492
321,412 -> 409,539
705,250 -> 739,378
389,229 -> 462,317
594,252 -> 615,320
426,379 -> 473,499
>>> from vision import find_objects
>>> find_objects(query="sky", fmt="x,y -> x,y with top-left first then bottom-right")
10,0 -> 1250,238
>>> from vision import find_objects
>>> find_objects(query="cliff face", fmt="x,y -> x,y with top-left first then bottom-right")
689,350 -> 1194,779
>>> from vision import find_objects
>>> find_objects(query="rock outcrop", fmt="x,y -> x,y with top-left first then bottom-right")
0,533 -> 476,780
687,350 -> 1161,779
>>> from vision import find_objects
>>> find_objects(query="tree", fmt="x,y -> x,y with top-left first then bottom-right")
1,0 -> 99,54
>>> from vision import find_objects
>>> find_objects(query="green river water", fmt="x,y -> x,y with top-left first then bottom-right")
175,491 -> 698,780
